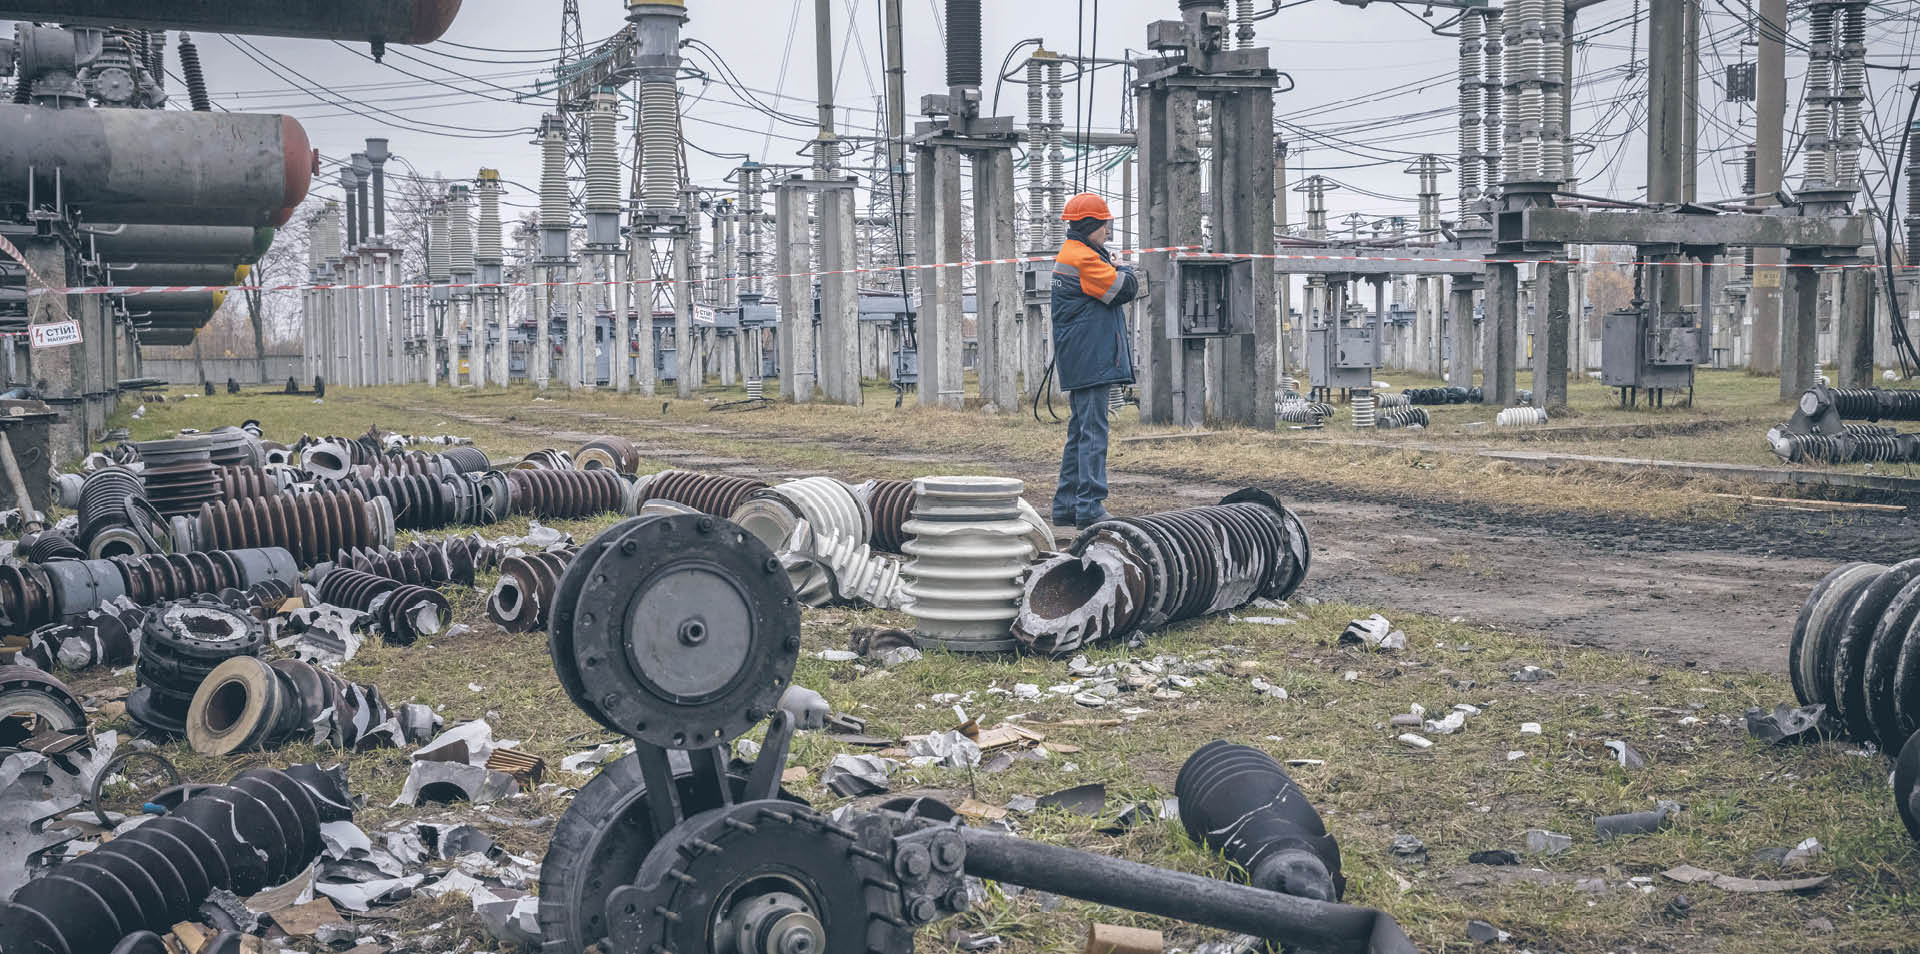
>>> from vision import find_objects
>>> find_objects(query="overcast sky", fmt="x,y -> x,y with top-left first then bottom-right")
173,0 -> 1917,235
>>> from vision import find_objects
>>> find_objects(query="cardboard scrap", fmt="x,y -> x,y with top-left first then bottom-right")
956,798 -> 1009,822
1083,922 -> 1163,954
271,897 -> 348,937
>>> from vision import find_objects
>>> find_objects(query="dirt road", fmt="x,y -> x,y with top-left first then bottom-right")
414,401 -> 1905,674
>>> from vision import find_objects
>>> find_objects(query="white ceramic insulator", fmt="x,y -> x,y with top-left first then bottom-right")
1496,406 -> 1548,427
901,477 -> 1035,649
1351,391 -> 1377,429
539,119 -> 569,232
476,178 -> 503,265
427,204 -> 451,280
313,205 -> 342,263
587,91 -> 623,215
447,186 -> 475,273
640,82 -> 681,211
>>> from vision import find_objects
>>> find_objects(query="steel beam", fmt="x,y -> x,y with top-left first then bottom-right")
1510,208 -> 1871,250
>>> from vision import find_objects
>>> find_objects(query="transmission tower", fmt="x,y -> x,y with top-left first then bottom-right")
559,0 -> 589,207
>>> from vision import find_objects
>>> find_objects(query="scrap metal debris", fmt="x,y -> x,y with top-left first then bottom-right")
1745,703 -> 1834,745
1660,864 -> 1830,894
1341,614 -> 1406,651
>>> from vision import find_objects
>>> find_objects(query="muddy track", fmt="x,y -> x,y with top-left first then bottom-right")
415,401 -> 1886,675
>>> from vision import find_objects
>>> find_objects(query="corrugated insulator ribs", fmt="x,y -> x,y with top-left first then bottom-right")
1014,490 -> 1311,655
507,468 -> 624,519
944,0 -> 984,88
1,763 -> 346,954
196,489 -> 386,567
315,567 -> 449,645
487,548 -> 579,633
1176,741 -> 1345,902
853,478 -> 917,553
640,470 -> 769,518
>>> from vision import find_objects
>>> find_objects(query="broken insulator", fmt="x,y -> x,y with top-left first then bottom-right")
1175,740 -> 1346,902
1015,489 -> 1310,654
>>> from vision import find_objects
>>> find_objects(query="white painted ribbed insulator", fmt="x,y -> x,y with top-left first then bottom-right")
476,173 -> 503,265
427,202 -> 451,281
1045,59 -> 1065,246
447,184 -> 475,274
901,476 -> 1036,652
745,378 -> 764,400
1235,0 -> 1255,48
539,116 -> 569,232
1496,406 -> 1548,427
785,522 -> 908,610
1026,57 -> 1048,250
731,476 -> 871,554
587,90 -> 622,215
313,203 -> 342,263
640,82 -> 681,212
1351,390 -> 1377,428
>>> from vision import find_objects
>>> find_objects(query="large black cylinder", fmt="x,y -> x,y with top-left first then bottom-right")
83,225 -> 276,266
0,0 -> 463,44
1176,740 -> 1345,903
0,106 -> 312,227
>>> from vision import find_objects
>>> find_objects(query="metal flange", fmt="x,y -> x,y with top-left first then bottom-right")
604,800 -> 914,954
550,514 -> 800,748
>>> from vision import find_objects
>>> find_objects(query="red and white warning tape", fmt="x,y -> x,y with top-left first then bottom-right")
10,244 -> 1877,299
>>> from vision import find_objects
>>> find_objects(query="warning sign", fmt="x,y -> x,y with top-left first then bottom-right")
1752,268 -> 1781,288
29,321 -> 81,350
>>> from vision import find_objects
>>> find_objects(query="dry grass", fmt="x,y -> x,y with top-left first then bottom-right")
62,389 -> 1920,954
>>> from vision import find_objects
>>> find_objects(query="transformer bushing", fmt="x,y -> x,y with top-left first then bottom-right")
475,169 -> 504,283
585,90 -> 623,247
447,182 -> 475,299
537,113 -> 571,260
900,476 -> 1036,652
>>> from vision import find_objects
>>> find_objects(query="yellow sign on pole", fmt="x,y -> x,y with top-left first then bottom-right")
1752,267 -> 1781,288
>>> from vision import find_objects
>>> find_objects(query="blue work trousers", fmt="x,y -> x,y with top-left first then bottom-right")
1052,386 -> 1111,524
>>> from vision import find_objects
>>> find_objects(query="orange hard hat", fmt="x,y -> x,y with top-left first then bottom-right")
1061,192 -> 1112,222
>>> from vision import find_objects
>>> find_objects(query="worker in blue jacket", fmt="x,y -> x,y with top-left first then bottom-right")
1050,192 -> 1140,529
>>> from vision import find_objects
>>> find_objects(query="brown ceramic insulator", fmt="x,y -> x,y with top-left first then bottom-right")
215,465 -> 283,500
21,530 -> 83,563
199,489 -> 373,567
111,552 -> 245,604
79,467 -> 146,540
0,563 -> 55,631
515,449 -> 573,470
486,548 -> 578,632
643,470 -> 770,519
376,584 -> 450,644
345,473 -> 449,531
439,446 -> 491,473
506,468 -> 624,519
856,478 -> 917,554
335,544 -> 455,587
573,436 -> 640,474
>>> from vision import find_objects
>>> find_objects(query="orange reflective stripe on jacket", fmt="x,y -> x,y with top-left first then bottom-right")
1055,239 -> 1125,305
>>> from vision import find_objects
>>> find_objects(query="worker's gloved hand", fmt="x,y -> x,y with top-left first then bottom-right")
777,684 -> 830,730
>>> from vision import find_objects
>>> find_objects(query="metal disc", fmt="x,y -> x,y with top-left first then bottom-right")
1790,563 -> 1881,708
1833,559 -> 1920,742
561,515 -> 800,749
536,755 -> 805,954
604,801 -> 905,954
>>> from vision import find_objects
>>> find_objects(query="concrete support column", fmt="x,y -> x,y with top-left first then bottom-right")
914,145 -> 965,409
819,183 -> 862,405
1484,264 -> 1519,405
1540,263 -> 1569,408
674,235 -> 695,397
633,247 -> 656,396
613,251 -> 631,394
1446,282 -> 1477,389
389,276 -> 405,384
1781,263 -> 1819,396
361,262 -> 378,386
775,183 -> 813,403
1836,267 -> 1874,387
971,149 -> 1019,412
533,265 -> 550,390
